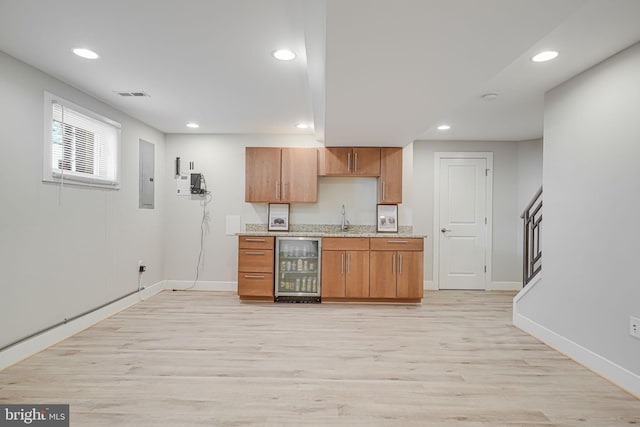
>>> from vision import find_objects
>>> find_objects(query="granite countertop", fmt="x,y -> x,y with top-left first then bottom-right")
239,231 -> 425,238
240,224 -> 426,238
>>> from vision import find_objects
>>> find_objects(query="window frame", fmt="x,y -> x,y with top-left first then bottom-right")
43,91 -> 122,189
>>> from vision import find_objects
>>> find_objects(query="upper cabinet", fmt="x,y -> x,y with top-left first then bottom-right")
318,147 -> 381,177
378,147 -> 402,204
245,147 -> 318,203
281,148 -> 317,202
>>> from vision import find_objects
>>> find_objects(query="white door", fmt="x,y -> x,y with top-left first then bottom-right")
437,156 -> 490,290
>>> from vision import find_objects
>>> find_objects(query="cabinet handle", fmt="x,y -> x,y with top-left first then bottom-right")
382,181 -> 386,201
245,238 -> 266,242
244,275 -> 265,279
341,253 -> 345,275
399,254 -> 403,275
387,240 -> 408,244
244,251 -> 265,255
275,180 -> 280,200
283,182 -> 287,200
392,253 -> 396,274
347,152 -> 352,173
347,253 -> 351,273
354,152 -> 358,172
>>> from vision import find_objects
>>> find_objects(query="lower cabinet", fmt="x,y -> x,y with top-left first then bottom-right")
370,250 -> 423,299
237,236 -> 275,300
237,235 -> 423,302
322,237 -> 423,302
369,238 -> 424,301
321,238 -> 370,298
369,251 -> 397,298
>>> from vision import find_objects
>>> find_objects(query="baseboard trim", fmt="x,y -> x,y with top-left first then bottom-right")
513,307 -> 640,398
165,280 -> 237,292
424,280 -> 521,291
0,281 -> 165,371
513,272 -> 542,304
488,281 -> 522,291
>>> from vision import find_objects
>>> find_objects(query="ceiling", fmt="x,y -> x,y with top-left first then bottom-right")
1,0 -> 639,146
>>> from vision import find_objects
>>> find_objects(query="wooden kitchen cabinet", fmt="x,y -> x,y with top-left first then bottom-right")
378,147 -> 403,204
369,251 -> 397,298
281,147 -> 317,202
245,147 -> 317,203
396,251 -> 424,299
369,238 -> 423,301
321,237 -> 370,299
237,236 -> 275,300
318,147 -> 380,177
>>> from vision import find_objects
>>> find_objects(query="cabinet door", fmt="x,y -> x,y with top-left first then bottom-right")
321,251 -> 346,297
378,147 -> 402,203
345,250 -> 370,298
352,147 -> 381,176
318,147 -> 351,176
396,251 -> 423,299
245,147 -> 281,202
369,251 -> 397,298
281,148 -> 318,202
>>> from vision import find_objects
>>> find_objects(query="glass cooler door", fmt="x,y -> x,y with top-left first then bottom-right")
275,237 -> 321,301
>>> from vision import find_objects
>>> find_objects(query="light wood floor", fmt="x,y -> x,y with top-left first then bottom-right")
1,291 -> 638,426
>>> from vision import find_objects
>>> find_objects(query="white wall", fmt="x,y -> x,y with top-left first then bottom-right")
0,51 -> 165,349
516,42 -> 640,379
517,139 -> 543,213
412,140 -> 521,285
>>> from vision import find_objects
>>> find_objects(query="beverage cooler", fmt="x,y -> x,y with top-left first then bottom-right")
275,237 -> 322,302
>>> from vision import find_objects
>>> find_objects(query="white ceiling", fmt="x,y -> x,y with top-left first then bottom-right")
1,0 -> 639,146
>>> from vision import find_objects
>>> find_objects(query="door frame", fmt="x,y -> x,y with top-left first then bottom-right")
433,152 -> 493,290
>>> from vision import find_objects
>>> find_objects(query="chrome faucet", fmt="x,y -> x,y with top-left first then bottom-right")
341,204 -> 350,232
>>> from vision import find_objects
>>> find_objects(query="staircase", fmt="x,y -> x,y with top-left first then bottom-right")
521,186 -> 542,286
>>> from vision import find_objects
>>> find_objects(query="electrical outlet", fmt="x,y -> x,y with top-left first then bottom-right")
630,316 -> 640,339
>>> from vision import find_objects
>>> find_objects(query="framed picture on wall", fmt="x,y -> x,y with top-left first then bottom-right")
377,204 -> 398,233
268,203 -> 290,232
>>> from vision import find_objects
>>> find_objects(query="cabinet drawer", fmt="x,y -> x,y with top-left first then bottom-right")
322,237 -> 369,251
238,273 -> 273,297
238,249 -> 274,272
370,238 -> 423,251
239,236 -> 275,250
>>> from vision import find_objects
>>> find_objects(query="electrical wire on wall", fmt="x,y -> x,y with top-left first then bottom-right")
175,174 -> 211,291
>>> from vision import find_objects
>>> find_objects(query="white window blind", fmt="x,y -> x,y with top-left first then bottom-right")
43,92 -> 121,188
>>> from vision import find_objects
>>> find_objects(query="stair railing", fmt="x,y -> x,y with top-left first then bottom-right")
521,186 -> 542,286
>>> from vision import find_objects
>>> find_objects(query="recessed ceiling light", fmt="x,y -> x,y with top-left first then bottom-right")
272,49 -> 296,61
296,123 -> 310,129
531,51 -> 559,63
437,124 -> 451,131
481,93 -> 499,101
73,48 -> 99,59
186,122 -> 199,129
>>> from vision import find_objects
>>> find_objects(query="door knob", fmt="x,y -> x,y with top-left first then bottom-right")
441,228 -> 452,233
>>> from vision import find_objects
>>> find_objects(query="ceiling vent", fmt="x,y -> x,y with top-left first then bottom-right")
115,91 -> 150,97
